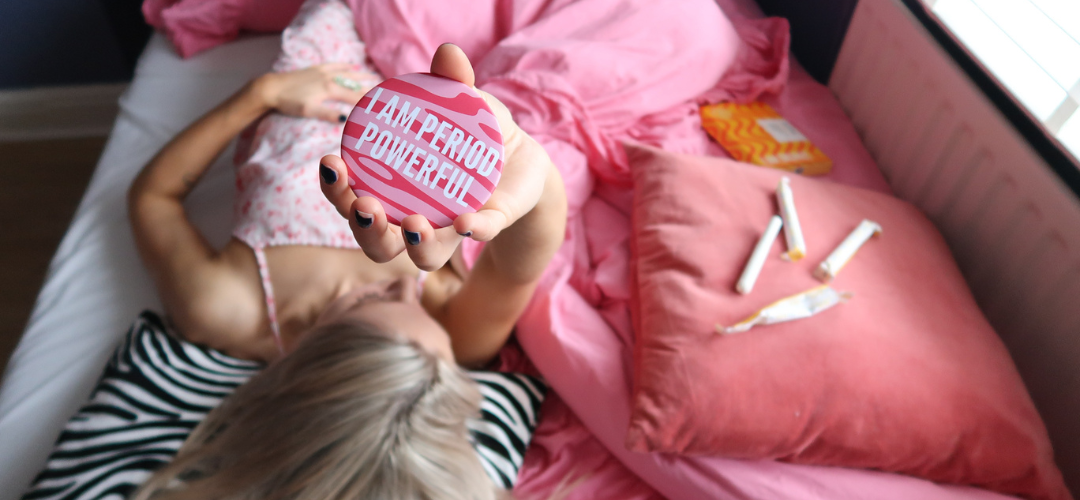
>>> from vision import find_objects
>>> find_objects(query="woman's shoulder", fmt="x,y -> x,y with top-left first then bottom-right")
163,240 -> 273,360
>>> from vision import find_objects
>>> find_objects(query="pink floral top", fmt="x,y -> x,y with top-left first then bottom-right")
231,0 -> 382,351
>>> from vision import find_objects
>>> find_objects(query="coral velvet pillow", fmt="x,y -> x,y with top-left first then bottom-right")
625,144 -> 1070,500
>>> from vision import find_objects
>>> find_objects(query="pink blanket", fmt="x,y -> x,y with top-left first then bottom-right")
349,0 -> 1016,498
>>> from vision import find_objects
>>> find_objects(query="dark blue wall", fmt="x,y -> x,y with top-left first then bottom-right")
0,0 -> 132,90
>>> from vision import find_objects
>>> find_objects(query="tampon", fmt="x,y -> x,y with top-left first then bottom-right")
777,177 -> 806,261
719,285 -> 852,334
814,219 -> 882,282
736,215 -> 783,295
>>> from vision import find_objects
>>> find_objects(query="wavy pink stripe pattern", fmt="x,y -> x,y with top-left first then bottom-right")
341,73 -> 503,228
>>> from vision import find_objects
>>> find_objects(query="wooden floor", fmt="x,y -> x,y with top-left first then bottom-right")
0,137 -> 104,375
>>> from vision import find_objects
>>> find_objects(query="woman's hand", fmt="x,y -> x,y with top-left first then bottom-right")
254,63 -> 379,123
318,44 -> 558,272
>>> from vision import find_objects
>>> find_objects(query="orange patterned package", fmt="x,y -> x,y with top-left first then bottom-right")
700,102 -> 832,175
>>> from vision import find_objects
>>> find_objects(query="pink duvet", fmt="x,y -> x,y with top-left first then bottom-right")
349,0 -> 1015,498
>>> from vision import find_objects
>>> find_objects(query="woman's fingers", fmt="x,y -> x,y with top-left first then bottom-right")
310,105 -> 348,123
453,208 -> 510,242
320,154 -> 403,261
319,156 -> 406,262
430,44 -> 475,87
399,215 -> 465,271
318,155 -> 356,218
350,196 -> 405,263
322,155 -> 457,266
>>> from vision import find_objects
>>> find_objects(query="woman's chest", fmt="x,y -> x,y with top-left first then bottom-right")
264,245 -> 465,352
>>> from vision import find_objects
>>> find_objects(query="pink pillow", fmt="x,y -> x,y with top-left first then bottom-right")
625,143 -> 1071,500
143,0 -> 305,58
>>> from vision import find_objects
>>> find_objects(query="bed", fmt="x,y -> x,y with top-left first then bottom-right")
0,33 -> 276,496
1,0 -> 1075,498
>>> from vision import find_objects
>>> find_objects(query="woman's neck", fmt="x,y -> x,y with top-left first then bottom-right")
264,245 -> 420,350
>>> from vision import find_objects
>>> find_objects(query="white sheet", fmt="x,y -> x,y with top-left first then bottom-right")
0,33 -> 280,497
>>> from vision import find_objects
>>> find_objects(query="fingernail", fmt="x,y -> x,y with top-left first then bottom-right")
457,231 -> 472,237
354,210 -> 373,228
338,114 -> 347,123
404,230 -> 421,246
319,164 -> 337,184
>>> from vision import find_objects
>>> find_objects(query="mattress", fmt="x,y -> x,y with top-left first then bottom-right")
0,33 -> 280,496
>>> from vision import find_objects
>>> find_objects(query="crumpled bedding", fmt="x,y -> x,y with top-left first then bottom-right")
343,0 -> 1019,498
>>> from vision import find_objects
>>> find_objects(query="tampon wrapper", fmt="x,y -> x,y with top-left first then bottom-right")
777,177 -> 806,261
814,219 -> 882,282
736,215 -> 783,295
719,285 -> 852,334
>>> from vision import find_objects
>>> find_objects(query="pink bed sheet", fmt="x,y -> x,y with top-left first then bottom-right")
344,0 -> 1019,498
691,8 -> 891,193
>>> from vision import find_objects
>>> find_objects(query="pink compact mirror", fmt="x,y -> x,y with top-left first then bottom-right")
340,73 -> 504,229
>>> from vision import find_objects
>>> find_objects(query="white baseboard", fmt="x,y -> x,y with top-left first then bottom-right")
0,83 -> 127,141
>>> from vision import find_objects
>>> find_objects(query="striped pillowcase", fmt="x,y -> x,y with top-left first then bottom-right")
21,311 -> 545,499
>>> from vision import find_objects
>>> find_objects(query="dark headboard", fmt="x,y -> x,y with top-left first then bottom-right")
98,0 -> 153,71
98,0 -> 860,86
754,0 -> 861,84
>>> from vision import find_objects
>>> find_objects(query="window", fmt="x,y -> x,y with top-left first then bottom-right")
921,0 -> 1080,159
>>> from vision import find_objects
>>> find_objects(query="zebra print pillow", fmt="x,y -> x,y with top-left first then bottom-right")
22,311 -> 546,499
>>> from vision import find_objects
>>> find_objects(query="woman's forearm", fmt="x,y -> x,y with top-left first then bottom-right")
484,163 -> 568,284
130,78 -> 273,202
439,162 -> 566,366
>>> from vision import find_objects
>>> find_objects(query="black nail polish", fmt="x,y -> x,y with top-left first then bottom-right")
458,231 -> 473,237
404,230 -> 421,246
338,114 -> 347,123
319,164 -> 337,184
355,210 -> 373,228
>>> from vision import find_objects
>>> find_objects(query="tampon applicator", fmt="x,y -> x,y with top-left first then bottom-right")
776,177 -> 807,261
736,215 -> 784,295
815,219 -> 882,282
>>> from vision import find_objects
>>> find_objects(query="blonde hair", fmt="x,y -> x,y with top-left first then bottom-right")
132,321 -> 504,500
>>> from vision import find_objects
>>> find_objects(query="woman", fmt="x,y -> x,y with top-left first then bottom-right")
124,36 -> 563,500
22,0 -> 565,495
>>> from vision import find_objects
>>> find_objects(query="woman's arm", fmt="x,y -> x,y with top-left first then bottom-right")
318,45 -> 567,366
128,65 -> 370,346
436,160 -> 566,367
318,140 -> 565,368
128,79 -> 274,346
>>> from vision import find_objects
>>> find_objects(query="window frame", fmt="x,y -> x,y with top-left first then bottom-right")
899,0 -> 1080,198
